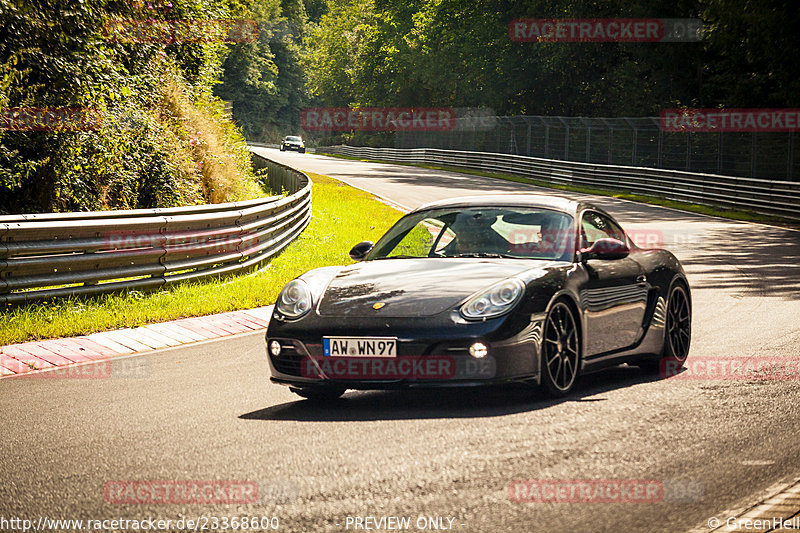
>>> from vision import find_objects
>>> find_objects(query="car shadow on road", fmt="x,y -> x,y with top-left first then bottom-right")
239,364 -> 664,422
680,223 -> 800,299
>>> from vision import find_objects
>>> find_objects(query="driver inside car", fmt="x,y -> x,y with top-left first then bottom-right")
446,212 -> 507,256
508,214 -> 571,260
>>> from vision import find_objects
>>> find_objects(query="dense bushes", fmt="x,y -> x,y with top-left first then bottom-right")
0,0 -> 267,214
302,0 -> 800,115
214,0 -> 314,143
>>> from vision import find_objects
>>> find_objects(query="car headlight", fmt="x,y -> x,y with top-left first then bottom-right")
276,279 -> 313,319
460,279 -> 525,319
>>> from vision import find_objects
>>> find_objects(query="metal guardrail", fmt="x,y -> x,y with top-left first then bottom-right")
0,153 -> 312,304
393,115 -> 800,181
319,145 -> 800,222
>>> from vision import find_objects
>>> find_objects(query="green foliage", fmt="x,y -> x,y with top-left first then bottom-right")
214,0 -> 312,142
302,0 -> 798,116
0,0 -> 264,214
699,0 -> 800,107
302,0 -> 373,107
4,0 -> 796,212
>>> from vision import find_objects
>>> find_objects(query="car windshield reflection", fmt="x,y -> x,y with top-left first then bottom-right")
367,207 -> 575,261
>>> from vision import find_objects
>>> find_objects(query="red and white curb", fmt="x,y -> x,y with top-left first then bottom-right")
0,306 -> 272,378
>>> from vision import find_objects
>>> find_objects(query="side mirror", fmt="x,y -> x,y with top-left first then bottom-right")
579,238 -> 630,261
349,241 -> 374,261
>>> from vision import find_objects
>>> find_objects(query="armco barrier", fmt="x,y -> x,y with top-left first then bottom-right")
0,153 -> 311,303
318,145 -> 800,222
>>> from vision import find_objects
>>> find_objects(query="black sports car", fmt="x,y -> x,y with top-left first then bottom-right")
280,135 -> 305,153
266,194 -> 691,400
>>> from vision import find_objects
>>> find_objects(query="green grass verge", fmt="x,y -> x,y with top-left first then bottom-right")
0,173 -> 403,346
320,152 -> 799,228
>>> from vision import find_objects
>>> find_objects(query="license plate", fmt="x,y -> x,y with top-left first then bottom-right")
323,337 -> 397,357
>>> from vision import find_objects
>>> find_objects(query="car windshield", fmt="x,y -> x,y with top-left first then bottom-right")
367,206 -> 574,261
285,136 -> 302,142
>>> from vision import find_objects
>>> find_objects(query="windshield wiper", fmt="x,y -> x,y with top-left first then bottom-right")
451,252 -> 516,258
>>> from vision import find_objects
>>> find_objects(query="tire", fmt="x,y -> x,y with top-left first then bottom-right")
638,281 -> 691,373
290,386 -> 345,401
540,300 -> 582,397
299,148 -> 305,153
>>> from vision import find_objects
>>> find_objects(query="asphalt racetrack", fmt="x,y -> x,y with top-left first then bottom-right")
2,148 -> 799,533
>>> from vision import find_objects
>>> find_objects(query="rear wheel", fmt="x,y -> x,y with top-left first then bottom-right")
289,386 -> 345,401
541,300 -> 581,397
639,282 -> 691,373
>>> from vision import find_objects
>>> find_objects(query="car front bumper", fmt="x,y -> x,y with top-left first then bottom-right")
266,312 -> 545,389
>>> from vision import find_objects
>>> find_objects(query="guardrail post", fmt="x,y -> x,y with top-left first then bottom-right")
156,215 -> 169,278
544,126 -> 550,157
526,122 -> 532,156
586,127 -> 591,162
599,118 -> 612,164
83,249 -> 99,286
630,121 -> 637,166
0,223 -> 7,296
686,132 -> 691,171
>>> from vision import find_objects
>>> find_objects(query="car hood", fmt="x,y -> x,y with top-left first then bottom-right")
315,258 -> 550,318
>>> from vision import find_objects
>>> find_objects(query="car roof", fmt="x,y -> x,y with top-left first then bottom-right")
414,194 -> 595,217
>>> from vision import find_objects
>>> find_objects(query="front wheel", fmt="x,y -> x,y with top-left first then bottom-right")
638,282 -> 691,373
540,300 -> 582,397
289,386 -> 345,401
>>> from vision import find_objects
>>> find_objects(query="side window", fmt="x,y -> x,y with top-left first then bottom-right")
387,218 -> 443,257
580,212 -> 626,249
